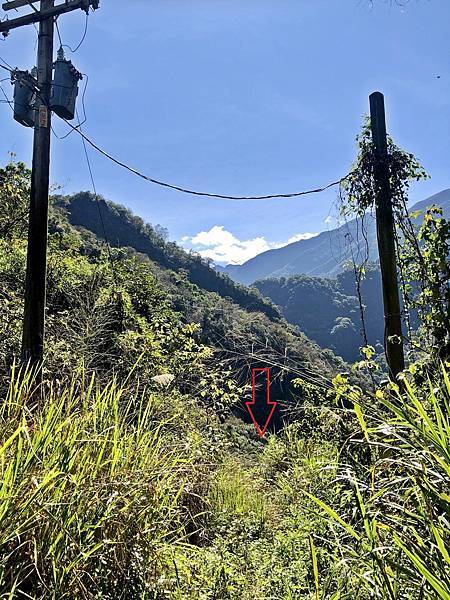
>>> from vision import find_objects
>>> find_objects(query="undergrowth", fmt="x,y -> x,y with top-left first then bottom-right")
0,362 -> 448,598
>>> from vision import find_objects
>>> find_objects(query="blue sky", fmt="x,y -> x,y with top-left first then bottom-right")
1,0 -> 449,264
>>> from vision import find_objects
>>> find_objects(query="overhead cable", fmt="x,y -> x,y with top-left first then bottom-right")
77,108 -> 119,286
61,119 -> 348,201
1,57 -> 348,202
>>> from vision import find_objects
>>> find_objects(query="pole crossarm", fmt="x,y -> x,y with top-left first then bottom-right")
0,0 -> 98,33
2,1 -> 38,10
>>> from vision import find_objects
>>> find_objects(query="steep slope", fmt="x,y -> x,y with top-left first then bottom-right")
254,267 -> 389,362
54,192 -> 279,320
225,189 -> 450,284
46,191 -> 349,425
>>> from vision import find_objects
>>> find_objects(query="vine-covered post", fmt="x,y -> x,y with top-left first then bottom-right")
369,91 -> 405,380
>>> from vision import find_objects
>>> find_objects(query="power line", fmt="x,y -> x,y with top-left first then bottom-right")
1,55 -> 348,202
55,17 -> 63,47
0,56 -> 88,140
18,3 -> 40,37
60,118 -> 348,202
0,80 -> 13,108
0,56 -> 14,71
1,56 -> 113,282
51,16 -> 89,140
55,13 -> 88,53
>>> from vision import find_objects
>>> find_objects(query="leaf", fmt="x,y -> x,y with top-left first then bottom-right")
354,401 -> 370,442
361,345 -> 376,360
301,490 -> 361,541
309,535 -> 320,600
394,534 -> 450,600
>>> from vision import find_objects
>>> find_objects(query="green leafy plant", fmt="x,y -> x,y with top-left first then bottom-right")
397,206 -> 450,358
340,119 -> 429,220
303,365 -> 450,599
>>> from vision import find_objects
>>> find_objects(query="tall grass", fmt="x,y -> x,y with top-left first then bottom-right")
303,365 -> 450,599
0,365 -> 204,598
2,360 -> 448,598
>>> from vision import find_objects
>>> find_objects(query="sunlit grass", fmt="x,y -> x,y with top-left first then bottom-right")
1,361 -> 448,598
0,365 -> 203,598
301,365 -> 450,599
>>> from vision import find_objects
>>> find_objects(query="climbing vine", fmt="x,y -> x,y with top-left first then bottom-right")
339,119 -> 450,361
340,119 -> 428,218
398,206 -> 450,357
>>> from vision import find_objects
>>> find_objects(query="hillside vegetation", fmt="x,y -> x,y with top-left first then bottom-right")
0,160 -> 449,599
54,192 -> 279,320
253,267 -> 383,362
1,161 -> 345,426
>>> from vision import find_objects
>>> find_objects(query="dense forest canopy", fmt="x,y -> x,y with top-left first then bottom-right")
1,161 -> 347,424
253,267 -> 385,363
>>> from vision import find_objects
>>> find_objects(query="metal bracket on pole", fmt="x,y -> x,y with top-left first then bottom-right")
0,0 -> 99,33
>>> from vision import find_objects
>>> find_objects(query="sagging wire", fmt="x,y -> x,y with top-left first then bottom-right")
60,116 -> 349,202
2,57 -> 349,202
55,12 -> 89,54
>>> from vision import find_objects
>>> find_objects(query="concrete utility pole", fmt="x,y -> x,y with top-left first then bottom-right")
0,0 -> 100,370
369,91 -> 405,381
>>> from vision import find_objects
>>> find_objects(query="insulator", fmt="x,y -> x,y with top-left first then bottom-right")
50,48 -> 83,121
12,70 -> 36,128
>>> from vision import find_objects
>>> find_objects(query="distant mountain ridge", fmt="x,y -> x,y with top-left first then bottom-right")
224,189 -> 450,285
253,267 -> 385,362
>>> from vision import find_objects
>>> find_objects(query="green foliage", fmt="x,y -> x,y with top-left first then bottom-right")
53,191 -> 280,321
340,119 -> 429,219
0,366 -> 213,598
303,366 -> 450,599
338,118 -> 450,364
3,360 -> 448,598
1,157 -> 448,599
0,159 -> 30,240
254,267 -> 387,363
397,206 -> 450,356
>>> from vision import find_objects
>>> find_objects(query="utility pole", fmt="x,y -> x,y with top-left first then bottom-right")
0,0 -> 100,371
22,0 -> 54,368
369,91 -> 405,381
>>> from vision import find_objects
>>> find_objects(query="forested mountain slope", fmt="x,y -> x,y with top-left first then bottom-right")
1,163 -> 448,598
254,267 -> 389,362
54,192 -> 279,320
225,189 -> 450,284
1,176 -> 347,427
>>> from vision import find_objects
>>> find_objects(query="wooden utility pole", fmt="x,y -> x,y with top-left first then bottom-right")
369,91 -> 405,381
0,0 -> 100,370
21,0 -> 54,367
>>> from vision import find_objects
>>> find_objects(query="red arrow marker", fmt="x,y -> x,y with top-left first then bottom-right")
246,368 -> 277,438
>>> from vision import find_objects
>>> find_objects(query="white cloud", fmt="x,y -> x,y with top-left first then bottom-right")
181,226 -> 318,266
324,215 -> 334,226
191,226 -> 237,248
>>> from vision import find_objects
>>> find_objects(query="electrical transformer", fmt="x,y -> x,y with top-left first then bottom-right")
50,48 -> 82,120
13,70 -> 36,128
